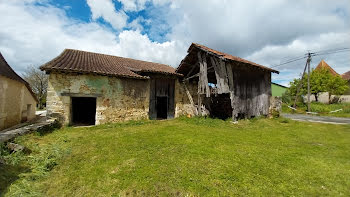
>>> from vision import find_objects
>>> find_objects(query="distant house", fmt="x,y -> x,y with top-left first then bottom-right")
308,60 -> 350,103
271,82 -> 287,97
315,60 -> 339,76
0,53 -> 38,130
341,70 -> 350,95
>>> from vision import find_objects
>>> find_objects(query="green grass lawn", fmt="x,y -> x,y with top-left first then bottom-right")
282,102 -> 350,118
1,117 -> 350,196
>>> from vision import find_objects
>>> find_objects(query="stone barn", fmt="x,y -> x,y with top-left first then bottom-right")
40,49 -> 193,126
41,44 -> 278,125
0,53 -> 38,130
176,43 -> 279,120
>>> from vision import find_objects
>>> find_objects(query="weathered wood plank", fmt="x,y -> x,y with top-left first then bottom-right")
197,52 -> 210,97
226,63 -> 234,92
149,79 -> 156,119
210,57 -> 229,94
218,59 -> 230,93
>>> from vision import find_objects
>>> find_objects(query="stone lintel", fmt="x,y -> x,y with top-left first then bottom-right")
61,92 -> 102,97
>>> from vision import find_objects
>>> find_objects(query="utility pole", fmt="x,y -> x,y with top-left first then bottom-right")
307,52 -> 311,112
293,53 -> 312,109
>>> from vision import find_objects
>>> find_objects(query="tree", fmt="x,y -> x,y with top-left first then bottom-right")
288,68 -> 348,104
326,75 -> 348,103
22,66 -> 48,109
305,68 -> 330,102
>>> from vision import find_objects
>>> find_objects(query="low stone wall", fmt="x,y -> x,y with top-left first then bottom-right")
174,80 -> 198,117
305,92 -> 350,103
0,118 -> 59,143
269,96 -> 282,118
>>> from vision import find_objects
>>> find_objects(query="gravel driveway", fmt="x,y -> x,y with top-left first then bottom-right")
282,113 -> 350,125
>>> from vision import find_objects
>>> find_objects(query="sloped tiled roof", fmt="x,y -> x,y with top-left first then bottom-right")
176,43 -> 279,74
40,49 -> 181,79
0,53 -> 27,83
0,52 -> 38,102
315,60 -> 339,76
342,71 -> 350,81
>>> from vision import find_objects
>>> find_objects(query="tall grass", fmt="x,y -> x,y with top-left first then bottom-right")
0,132 -> 70,196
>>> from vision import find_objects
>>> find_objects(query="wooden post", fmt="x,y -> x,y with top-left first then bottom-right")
198,94 -> 202,116
307,53 -> 311,112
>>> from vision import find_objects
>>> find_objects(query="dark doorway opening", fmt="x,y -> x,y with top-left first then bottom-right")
71,97 -> 96,125
156,96 -> 168,119
205,94 -> 233,120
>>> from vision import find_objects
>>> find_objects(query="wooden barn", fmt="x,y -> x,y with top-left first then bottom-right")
176,43 -> 279,120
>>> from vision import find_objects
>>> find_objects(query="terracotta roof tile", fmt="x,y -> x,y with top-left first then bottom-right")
177,43 -> 279,74
315,60 -> 339,76
40,49 -> 181,79
341,71 -> 350,81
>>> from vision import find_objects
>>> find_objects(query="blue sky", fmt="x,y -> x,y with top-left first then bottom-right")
0,0 -> 349,86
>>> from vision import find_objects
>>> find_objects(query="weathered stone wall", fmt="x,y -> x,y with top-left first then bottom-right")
174,79 -> 198,117
0,76 -> 37,130
269,96 -> 282,118
304,92 -> 350,104
47,73 -> 150,125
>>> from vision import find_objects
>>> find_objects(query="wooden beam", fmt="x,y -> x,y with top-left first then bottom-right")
186,62 -> 199,78
183,73 -> 199,81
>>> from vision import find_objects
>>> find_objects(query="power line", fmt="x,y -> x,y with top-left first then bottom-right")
271,56 -> 307,68
311,49 -> 350,57
311,47 -> 350,54
270,48 -> 350,69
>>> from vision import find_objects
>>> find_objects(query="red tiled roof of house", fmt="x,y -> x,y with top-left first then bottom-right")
40,49 -> 181,79
177,43 -> 279,74
0,52 -> 38,102
315,60 -> 339,76
342,71 -> 350,81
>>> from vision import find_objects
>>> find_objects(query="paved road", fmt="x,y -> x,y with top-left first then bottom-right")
282,113 -> 350,125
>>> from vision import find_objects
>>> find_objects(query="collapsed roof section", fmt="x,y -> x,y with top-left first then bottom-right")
175,43 -> 278,120
40,49 -> 183,79
176,43 -> 279,78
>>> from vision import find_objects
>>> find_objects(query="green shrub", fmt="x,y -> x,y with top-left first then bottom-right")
281,90 -> 292,103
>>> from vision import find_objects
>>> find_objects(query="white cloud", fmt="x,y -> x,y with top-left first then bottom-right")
246,31 -> 350,85
118,0 -> 148,12
116,30 -> 186,65
86,0 -> 127,30
0,0 -> 184,74
162,0 -> 350,84
0,0 -> 349,87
